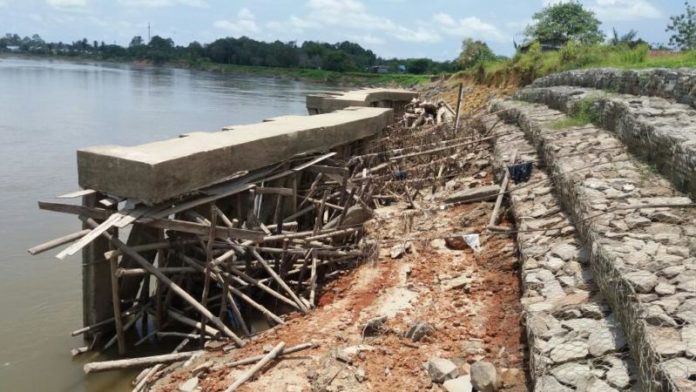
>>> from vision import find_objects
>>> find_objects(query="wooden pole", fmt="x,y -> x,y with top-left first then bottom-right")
453,83 -> 464,134
309,250 -> 318,308
225,342 -> 315,365
108,243 -> 126,355
224,342 -> 286,392
249,249 -> 309,313
82,217 -> 246,347
84,350 -> 203,374
488,150 -> 517,228
132,337 -> 190,391
28,229 -> 91,255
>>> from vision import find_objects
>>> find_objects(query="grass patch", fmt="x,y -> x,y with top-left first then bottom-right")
550,95 -> 602,129
462,42 -> 696,87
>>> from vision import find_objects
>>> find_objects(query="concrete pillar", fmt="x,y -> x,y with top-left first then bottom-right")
81,192 -> 114,341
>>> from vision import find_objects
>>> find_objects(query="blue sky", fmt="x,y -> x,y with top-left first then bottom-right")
0,0 -> 686,60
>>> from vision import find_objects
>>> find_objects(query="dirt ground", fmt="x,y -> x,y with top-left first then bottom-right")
151,82 -> 526,392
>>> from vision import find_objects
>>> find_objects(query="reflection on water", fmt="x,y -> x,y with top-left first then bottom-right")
0,56 -> 339,392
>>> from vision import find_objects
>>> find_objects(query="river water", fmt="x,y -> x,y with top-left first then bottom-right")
0,57 -> 338,391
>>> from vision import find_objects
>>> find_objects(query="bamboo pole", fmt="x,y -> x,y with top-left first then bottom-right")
132,337 -> 191,391
453,83 -> 464,133
83,217 -> 246,347
178,254 -> 284,325
199,205 -> 217,345
85,350 -> 203,374
28,229 -> 91,255
224,342 -> 286,392
250,249 -> 309,313
309,251 -> 318,307
167,310 -> 220,338
108,243 -> 126,355
225,342 -> 315,365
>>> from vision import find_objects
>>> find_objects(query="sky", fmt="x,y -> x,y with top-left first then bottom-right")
0,0 -> 687,60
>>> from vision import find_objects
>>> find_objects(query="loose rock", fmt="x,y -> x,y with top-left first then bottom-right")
443,375 -> 473,392
427,357 -> 459,383
470,360 -> 499,392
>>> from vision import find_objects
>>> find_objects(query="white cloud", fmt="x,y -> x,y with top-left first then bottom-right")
289,0 -> 441,43
308,0 -> 365,13
214,8 -> 260,36
591,0 -> 661,21
46,0 -> 87,8
432,13 -> 506,42
118,0 -> 207,8
347,34 -> 385,45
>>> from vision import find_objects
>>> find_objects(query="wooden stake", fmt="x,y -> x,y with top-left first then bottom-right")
453,83 -> 464,133
488,150 -> 517,228
108,243 -> 126,355
309,250 -> 318,307
224,342 -> 286,392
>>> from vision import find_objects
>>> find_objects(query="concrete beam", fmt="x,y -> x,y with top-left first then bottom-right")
306,88 -> 417,114
78,107 -> 392,205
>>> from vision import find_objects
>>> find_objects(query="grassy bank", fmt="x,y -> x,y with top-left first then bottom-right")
178,59 -> 432,87
460,43 -> 696,87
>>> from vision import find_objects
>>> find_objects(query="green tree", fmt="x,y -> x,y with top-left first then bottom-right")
525,1 -> 605,45
457,38 -> 495,69
667,1 -> 696,50
129,35 -> 144,48
322,51 -> 353,71
406,58 -> 430,74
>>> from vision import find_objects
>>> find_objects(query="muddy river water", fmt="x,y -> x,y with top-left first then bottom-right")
0,56 -> 338,391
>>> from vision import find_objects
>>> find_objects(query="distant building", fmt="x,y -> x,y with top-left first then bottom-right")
369,65 -> 390,74
398,65 -> 406,74
6,45 -> 20,52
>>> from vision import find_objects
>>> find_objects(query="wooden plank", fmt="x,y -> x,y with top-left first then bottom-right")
291,152 -> 337,172
57,189 -> 96,199
255,187 -> 294,196
150,183 -> 256,220
140,218 -> 264,242
57,213 -> 122,260
38,201 -> 111,220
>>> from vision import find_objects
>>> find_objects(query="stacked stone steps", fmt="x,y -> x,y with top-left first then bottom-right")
490,99 -> 696,391
512,85 -> 696,197
487,117 -> 637,391
530,68 -> 696,109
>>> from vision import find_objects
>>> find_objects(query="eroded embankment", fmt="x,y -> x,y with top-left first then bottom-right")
149,83 -> 529,392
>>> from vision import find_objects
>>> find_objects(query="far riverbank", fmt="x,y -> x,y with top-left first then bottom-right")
0,53 -> 434,87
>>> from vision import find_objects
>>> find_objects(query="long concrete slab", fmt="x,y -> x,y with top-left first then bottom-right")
78,107 -> 392,204
306,88 -> 417,114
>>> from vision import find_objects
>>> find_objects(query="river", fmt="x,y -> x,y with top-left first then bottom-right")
0,57 -> 339,391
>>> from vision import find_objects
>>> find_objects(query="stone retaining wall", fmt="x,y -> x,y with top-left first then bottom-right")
514,86 -> 696,198
488,117 -> 636,391
492,99 -> 696,391
530,68 -> 696,108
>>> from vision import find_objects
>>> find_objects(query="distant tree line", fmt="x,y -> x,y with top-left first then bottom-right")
0,33 -> 457,74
